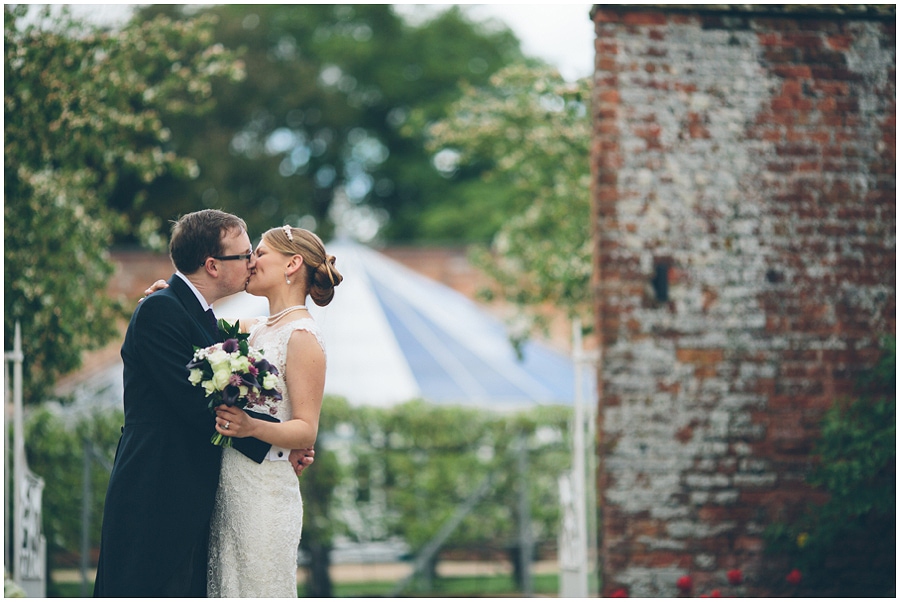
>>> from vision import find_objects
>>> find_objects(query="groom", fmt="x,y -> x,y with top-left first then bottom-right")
94,210 -> 304,597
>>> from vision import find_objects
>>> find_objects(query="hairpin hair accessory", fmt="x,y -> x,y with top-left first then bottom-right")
283,225 -> 293,241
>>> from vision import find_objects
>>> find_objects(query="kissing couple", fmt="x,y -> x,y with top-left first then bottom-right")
94,209 -> 342,597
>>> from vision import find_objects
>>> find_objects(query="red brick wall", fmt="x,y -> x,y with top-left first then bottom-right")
107,249 -> 174,299
379,246 -> 487,300
590,6 -> 895,596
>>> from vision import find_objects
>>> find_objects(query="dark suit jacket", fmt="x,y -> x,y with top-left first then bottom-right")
94,275 -> 272,597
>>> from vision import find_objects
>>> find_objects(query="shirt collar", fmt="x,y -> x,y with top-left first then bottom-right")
175,271 -> 212,312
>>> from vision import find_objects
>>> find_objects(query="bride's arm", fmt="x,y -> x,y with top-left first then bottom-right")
214,329 -> 324,450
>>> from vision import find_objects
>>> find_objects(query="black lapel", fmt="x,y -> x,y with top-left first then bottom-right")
167,275 -> 218,345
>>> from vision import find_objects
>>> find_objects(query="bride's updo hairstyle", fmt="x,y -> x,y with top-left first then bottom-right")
263,225 -> 343,306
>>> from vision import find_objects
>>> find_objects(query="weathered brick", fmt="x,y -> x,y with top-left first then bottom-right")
592,5 -> 895,597
622,11 -> 668,26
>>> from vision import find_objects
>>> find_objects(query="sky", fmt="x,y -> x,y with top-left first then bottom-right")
66,3 -> 596,82
476,4 -> 595,81
396,3 -> 596,81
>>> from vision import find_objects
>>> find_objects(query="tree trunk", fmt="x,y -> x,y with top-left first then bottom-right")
304,541 -> 333,598
507,545 -> 524,591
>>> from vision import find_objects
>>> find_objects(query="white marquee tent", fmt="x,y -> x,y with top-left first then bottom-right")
60,240 -> 579,414
217,239 -> 577,408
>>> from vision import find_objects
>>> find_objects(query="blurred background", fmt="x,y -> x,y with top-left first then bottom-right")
5,3 -> 597,597
9,4 -> 892,599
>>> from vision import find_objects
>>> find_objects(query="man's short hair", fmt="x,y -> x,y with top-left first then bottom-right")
169,210 -> 247,274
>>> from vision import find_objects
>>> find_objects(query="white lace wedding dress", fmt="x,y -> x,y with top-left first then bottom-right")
207,317 -> 325,597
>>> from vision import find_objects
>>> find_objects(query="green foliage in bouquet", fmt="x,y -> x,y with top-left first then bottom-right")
217,319 -> 248,344
186,331 -> 283,446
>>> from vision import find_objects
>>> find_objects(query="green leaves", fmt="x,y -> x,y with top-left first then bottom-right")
25,394 -> 572,592
121,4 -> 525,244
807,338 -> 895,522
23,405 -> 123,594
4,6 -> 244,401
217,318 -> 248,343
217,320 -> 251,357
424,64 -> 593,341
764,338 -> 896,596
311,397 -> 572,553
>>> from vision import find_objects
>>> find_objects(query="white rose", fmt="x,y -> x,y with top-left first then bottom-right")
206,348 -> 230,370
230,355 -> 251,373
262,374 -> 279,390
188,368 -> 204,385
211,365 -> 231,390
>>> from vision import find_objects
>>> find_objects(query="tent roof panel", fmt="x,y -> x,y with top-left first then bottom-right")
219,239 -> 577,407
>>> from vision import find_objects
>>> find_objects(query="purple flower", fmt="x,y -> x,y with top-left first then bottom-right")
186,340 -> 283,448
240,373 -> 260,389
222,384 -> 241,406
255,358 -> 277,376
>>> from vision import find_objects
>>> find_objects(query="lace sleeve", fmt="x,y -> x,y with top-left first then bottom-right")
283,318 -> 326,356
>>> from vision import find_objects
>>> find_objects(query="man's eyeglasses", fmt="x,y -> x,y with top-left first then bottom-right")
213,253 -> 253,261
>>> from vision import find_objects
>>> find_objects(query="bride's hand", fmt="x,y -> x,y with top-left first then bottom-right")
140,279 -> 169,300
214,405 -> 255,439
290,447 -> 315,476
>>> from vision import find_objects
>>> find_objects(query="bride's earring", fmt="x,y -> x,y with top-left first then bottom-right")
285,272 -> 291,284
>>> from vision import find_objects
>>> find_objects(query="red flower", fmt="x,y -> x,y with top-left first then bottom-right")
711,589 -> 722,597
611,588 -> 628,598
786,568 -> 802,585
727,568 -> 743,585
676,575 -> 693,593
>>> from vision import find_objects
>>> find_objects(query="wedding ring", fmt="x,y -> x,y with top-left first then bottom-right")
224,421 -> 230,430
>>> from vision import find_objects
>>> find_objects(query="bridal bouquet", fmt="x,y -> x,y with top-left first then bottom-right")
186,320 -> 282,447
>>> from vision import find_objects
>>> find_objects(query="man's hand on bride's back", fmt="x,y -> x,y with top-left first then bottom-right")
140,279 -> 169,301
290,448 -> 315,477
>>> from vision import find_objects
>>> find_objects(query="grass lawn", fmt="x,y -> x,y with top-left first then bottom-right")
307,573 -> 559,597
53,573 -> 559,598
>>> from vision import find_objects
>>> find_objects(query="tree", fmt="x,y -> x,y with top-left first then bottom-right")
419,64 -> 593,344
121,4 -> 525,244
4,5 -> 244,401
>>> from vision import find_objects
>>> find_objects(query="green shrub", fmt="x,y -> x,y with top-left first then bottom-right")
22,404 -> 123,596
765,337 -> 895,596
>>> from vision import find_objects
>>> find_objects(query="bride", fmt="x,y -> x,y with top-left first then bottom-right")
204,225 -> 341,597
